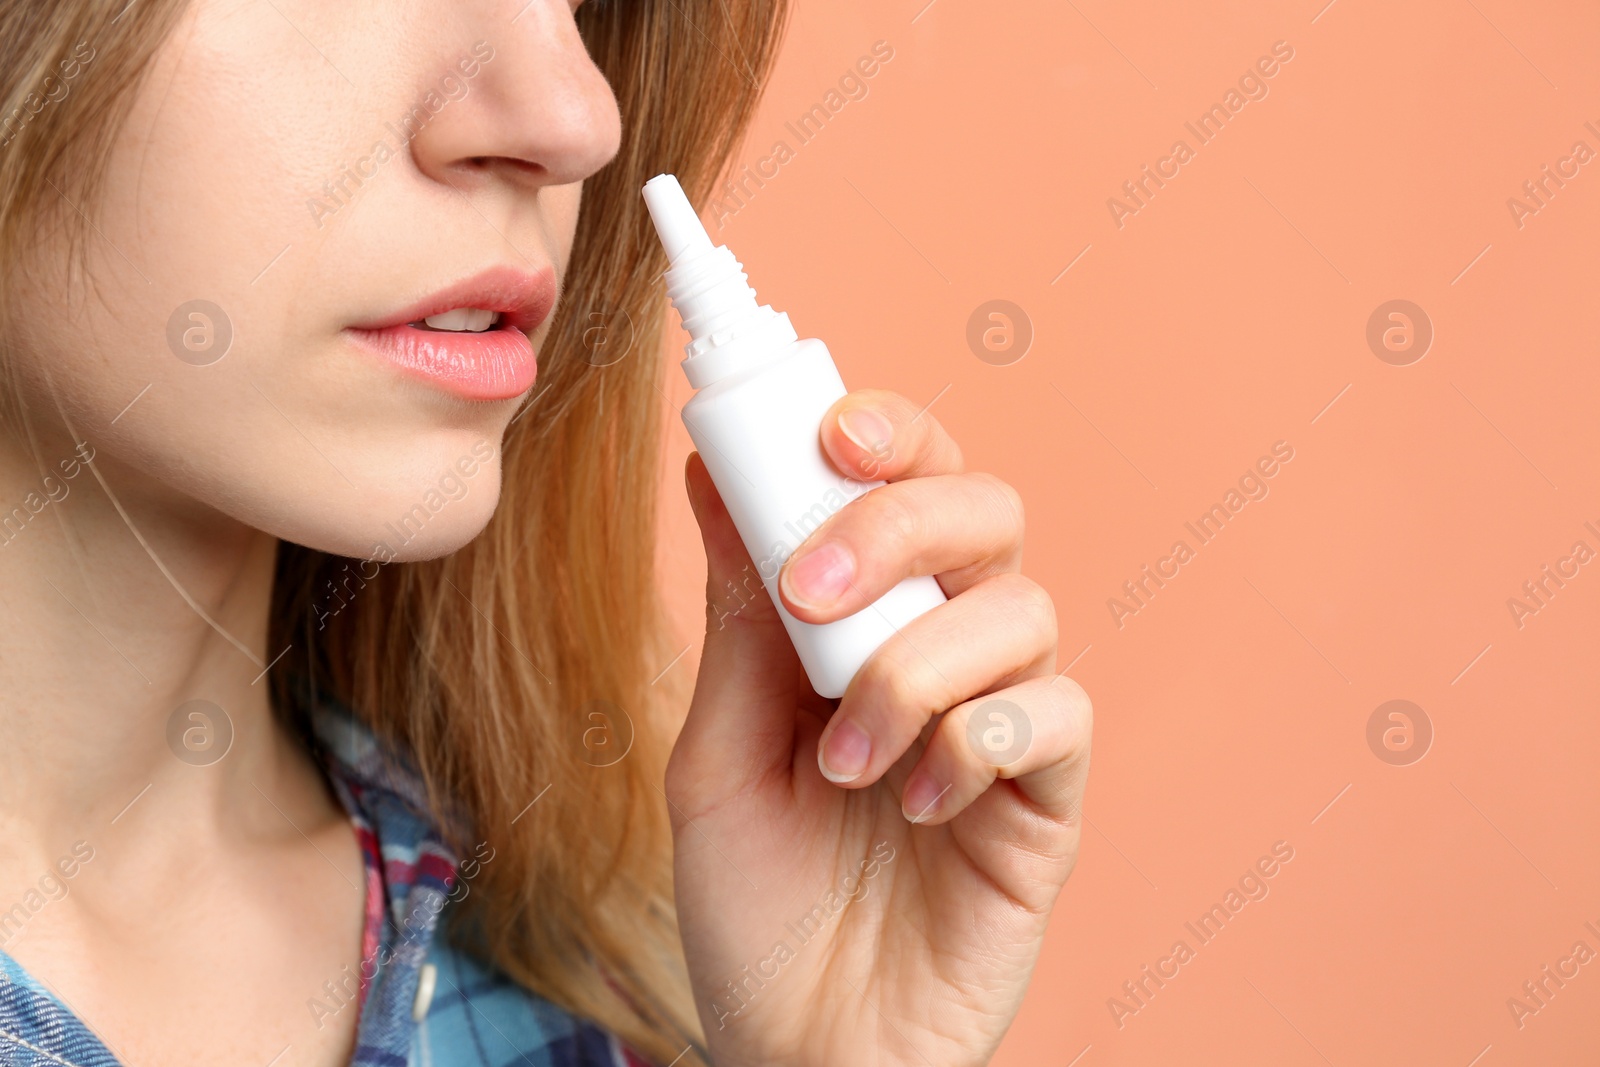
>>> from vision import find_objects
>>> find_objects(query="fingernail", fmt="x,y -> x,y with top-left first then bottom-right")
901,772 -> 945,823
782,541 -> 854,608
819,719 -> 871,783
838,408 -> 893,455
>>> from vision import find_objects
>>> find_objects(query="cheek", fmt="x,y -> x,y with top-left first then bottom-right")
8,1 -> 520,560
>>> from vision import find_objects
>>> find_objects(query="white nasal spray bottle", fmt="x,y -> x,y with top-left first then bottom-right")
643,173 -> 947,699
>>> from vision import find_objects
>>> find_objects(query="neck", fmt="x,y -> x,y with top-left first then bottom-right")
0,419 -> 308,868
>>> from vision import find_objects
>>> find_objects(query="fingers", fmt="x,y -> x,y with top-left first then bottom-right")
821,389 -> 964,483
777,471 -> 1024,623
816,571 -> 1057,785
669,453 -> 806,811
786,389 -> 1019,624
899,674 -> 1092,827
683,451 -> 781,633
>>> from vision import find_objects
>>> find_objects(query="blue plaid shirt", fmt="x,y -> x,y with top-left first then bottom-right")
0,698 -> 653,1067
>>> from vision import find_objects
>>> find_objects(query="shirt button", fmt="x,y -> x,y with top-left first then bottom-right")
412,962 -> 438,1021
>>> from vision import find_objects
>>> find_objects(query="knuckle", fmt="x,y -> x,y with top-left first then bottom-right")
958,473 -> 1023,565
1052,677 -> 1094,752
927,419 -> 964,474
883,648 -> 940,715
896,410 -> 958,475
938,723 -> 994,786
846,649 -> 899,717
1001,481 -> 1025,535
854,635 -> 949,722
992,571 -> 1057,637
862,486 -> 924,550
977,472 -> 1025,529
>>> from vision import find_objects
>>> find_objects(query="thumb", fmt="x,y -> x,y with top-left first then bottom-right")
672,453 -> 803,785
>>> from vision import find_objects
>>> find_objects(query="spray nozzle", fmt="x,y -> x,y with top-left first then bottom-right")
643,173 -> 798,389
642,174 -> 714,265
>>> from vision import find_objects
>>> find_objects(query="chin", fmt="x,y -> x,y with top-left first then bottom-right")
359,482 -> 503,563
352,434 -> 506,563
241,431 -> 509,564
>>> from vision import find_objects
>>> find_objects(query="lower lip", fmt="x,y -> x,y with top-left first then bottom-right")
344,324 -> 537,401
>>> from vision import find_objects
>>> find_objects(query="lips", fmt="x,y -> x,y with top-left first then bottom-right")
344,265 -> 557,402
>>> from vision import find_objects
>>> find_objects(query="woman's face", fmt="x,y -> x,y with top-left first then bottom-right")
11,0 -> 619,560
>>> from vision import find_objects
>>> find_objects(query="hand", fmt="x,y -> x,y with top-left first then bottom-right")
668,389 -> 1092,1067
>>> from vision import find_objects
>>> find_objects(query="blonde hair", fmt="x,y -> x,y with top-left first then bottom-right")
0,1 -> 790,1062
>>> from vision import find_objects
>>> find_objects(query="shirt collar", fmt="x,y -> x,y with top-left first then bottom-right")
304,691 -> 462,1065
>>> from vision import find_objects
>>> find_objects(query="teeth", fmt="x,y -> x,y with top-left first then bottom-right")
421,308 -> 501,332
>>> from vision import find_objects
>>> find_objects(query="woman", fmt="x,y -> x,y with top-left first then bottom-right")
0,1 -> 1091,1065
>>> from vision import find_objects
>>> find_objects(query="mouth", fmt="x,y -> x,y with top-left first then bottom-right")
344,265 -> 557,402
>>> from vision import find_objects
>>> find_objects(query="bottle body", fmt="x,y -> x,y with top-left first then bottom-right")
683,337 -> 947,698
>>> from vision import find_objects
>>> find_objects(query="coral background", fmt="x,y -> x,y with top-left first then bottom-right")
655,1 -> 1600,1063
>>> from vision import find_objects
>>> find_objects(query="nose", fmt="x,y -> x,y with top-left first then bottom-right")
407,0 -> 622,193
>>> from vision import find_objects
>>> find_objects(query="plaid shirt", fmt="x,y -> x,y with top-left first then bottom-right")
0,698 -> 655,1067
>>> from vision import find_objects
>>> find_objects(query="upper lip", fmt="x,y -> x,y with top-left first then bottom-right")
350,264 -> 558,334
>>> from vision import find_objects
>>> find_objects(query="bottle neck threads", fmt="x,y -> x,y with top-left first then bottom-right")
661,247 -> 796,388
644,173 -> 798,390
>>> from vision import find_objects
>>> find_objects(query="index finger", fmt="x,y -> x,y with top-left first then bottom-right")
822,389 -> 965,483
